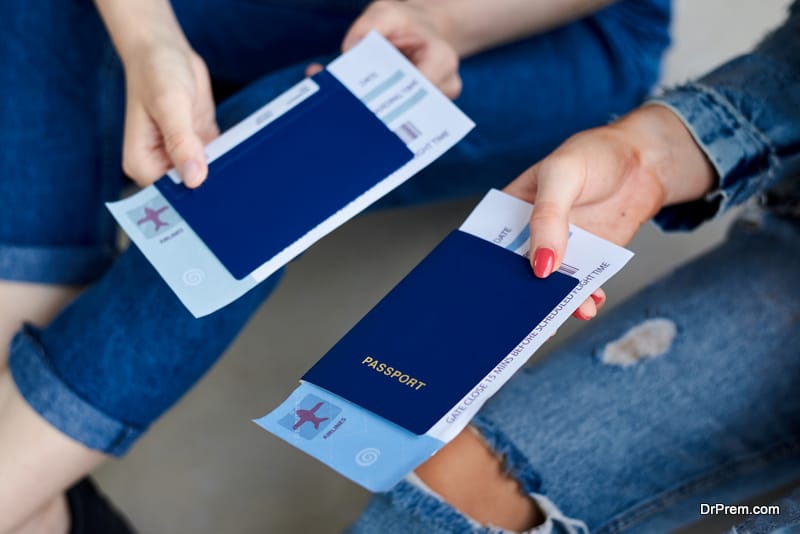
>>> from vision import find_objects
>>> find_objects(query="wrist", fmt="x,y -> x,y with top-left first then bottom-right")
95,0 -> 190,66
613,105 -> 716,207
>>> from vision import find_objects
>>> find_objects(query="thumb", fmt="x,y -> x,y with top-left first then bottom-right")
527,159 -> 584,278
152,92 -> 207,188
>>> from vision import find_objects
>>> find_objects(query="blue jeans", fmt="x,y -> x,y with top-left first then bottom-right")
349,207 -> 800,533
1,0 -> 670,452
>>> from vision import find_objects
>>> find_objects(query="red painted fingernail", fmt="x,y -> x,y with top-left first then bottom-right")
590,293 -> 603,305
574,310 -> 589,320
533,248 -> 555,278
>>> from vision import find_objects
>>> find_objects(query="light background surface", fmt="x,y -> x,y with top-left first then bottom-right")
96,2 -> 796,532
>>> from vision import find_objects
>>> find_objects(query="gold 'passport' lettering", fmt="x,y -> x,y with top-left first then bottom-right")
361,356 -> 428,390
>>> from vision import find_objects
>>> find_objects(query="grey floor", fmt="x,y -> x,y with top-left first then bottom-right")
94,2 -> 797,533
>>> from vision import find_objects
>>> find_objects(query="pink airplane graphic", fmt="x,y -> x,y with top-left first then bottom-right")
293,402 -> 329,431
137,206 -> 170,231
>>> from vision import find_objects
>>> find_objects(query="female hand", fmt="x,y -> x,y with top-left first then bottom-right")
309,0 -> 462,99
504,105 -> 715,320
121,38 -> 218,188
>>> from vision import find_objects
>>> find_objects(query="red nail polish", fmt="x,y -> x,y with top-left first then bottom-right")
533,248 -> 555,278
574,310 -> 589,320
590,294 -> 603,305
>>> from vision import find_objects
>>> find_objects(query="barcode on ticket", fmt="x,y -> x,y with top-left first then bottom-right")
558,262 -> 579,276
394,121 -> 422,144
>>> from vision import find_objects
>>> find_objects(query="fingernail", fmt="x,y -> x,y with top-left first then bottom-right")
574,310 -> 591,321
533,248 -> 555,278
590,293 -> 603,305
181,160 -> 202,187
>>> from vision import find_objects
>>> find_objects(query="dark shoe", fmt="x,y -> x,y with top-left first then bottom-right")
66,478 -> 136,534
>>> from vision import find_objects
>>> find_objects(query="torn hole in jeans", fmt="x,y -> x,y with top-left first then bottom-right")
401,421 -> 588,533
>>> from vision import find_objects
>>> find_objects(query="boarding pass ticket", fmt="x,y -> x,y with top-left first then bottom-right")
255,189 -> 633,491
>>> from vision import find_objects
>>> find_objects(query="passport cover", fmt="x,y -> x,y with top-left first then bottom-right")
302,230 -> 578,435
155,69 -> 414,280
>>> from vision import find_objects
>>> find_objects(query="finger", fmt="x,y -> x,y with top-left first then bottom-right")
413,47 -> 460,97
528,158 -> 584,278
305,63 -> 324,77
151,91 -> 207,188
122,103 -> 171,187
590,288 -> 606,312
199,120 -> 220,145
439,72 -> 462,100
573,297 -> 597,321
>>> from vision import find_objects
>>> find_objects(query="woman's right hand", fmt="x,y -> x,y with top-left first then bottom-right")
121,38 -> 218,188
95,0 -> 217,188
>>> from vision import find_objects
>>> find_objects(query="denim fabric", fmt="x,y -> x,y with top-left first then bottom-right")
651,1 -> 800,230
2,0 -> 670,455
729,487 -> 800,534
350,208 -> 800,533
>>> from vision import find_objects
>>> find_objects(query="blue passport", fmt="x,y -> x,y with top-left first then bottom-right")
155,70 -> 413,280
303,230 -> 578,435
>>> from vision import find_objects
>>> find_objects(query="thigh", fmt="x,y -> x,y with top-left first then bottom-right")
0,0 -> 366,288
174,0 -> 369,87
472,212 -> 800,532
0,0 -> 126,285
8,245 -> 281,455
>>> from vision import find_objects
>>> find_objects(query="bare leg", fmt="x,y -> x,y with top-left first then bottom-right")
415,428 -> 544,532
0,281 -> 106,534
0,281 -> 80,368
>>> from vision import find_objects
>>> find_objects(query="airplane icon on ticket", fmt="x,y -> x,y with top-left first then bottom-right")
278,395 -> 341,439
293,401 -> 329,431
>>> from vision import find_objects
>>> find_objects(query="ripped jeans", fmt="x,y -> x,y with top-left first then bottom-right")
349,207 -> 800,533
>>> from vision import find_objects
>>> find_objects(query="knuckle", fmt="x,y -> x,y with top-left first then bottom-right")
121,157 -> 153,186
446,76 -> 463,99
162,131 -> 192,155
537,154 -> 580,179
152,89 -> 190,118
152,91 -> 178,114
443,49 -> 459,73
530,200 -> 564,222
121,156 -> 137,179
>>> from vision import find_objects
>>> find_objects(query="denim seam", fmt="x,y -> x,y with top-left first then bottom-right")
594,438 -> 800,534
687,82 -> 780,199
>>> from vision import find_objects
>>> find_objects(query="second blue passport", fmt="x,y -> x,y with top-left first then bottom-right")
303,230 -> 578,435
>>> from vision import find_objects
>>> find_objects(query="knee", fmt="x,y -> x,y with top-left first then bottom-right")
414,427 -> 544,532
